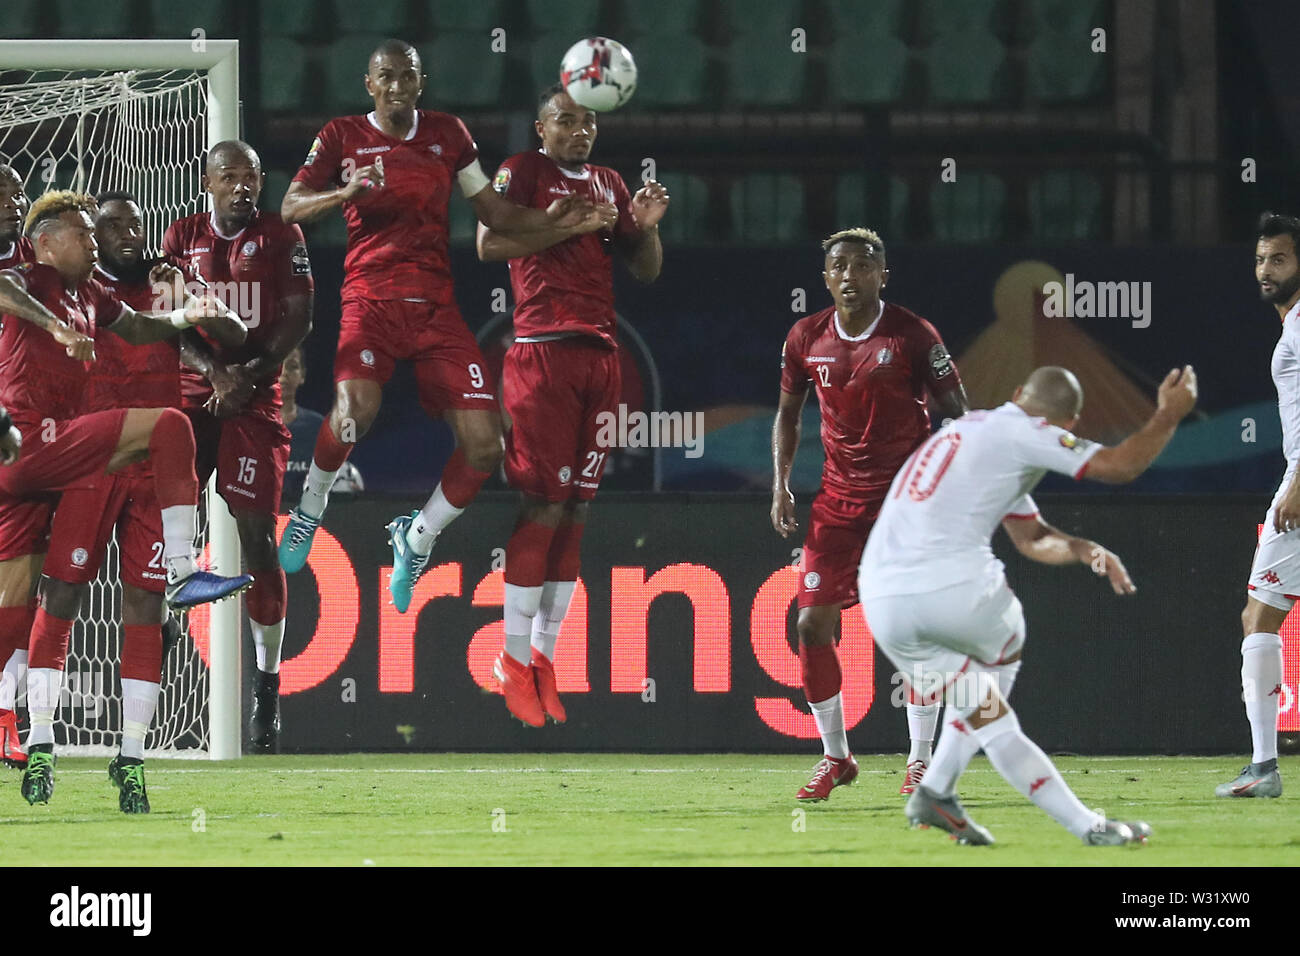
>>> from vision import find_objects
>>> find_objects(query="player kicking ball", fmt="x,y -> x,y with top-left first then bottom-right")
773,228 -> 968,800
1219,212 -> 1300,798
276,39 -> 593,614
477,85 -> 667,725
860,365 -> 1197,845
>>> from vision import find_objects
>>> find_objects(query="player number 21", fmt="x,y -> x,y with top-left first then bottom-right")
237,456 -> 258,486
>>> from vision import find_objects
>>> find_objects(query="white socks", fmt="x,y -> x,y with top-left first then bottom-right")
810,692 -> 849,759
531,581 -> 576,661
299,460 -> 339,519
408,485 -> 464,555
160,504 -> 197,582
918,662 -> 1022,797
120,678 -> 161,760
975,710 -> 1102,839
252,618 -> 285,674
503,583 -> 542,665
0,647 -> 26,711
1242,632 -> 1283,763
25,667 -> 62,748
906,702 -> 939,762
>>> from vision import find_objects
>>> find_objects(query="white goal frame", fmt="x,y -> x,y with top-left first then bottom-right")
0,39 -> 243,760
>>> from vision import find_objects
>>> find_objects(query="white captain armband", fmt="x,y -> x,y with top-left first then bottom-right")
457,160 -> 491,199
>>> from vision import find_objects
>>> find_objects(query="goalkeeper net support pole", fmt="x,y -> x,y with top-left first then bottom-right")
0,39 -> 242,760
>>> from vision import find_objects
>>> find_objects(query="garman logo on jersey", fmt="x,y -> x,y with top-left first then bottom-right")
548,186 -> 571,196
493,168 -> 511,196
356,146 -> 389,155
929,344 -> 954,379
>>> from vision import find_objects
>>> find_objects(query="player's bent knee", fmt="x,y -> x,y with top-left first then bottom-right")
38,575 -> 85,620
121,586 -> 163,627
464,439 -> 504,474
796,609 -> 836,647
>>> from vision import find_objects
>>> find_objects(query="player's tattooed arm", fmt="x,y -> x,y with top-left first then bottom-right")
771,387 -> 808,537
476,203 -> 617,261
1001,515 -> 1135,594
109,294 -> 246,346
180,331 -> 254,418
242,293 -> 313,383
0,274 -> 94,358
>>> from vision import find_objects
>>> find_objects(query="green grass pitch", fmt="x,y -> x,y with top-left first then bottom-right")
3,754 -> 1295,866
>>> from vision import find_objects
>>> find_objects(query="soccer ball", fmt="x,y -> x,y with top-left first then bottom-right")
560,37 -> 637,112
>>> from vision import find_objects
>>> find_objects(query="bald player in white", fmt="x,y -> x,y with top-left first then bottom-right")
860,364 -> 1197,845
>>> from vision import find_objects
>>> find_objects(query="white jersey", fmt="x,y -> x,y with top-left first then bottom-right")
860,402 -> 1102,598
1271,299 -> 1300,467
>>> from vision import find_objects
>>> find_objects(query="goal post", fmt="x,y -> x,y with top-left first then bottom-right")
0,39 -> 242,760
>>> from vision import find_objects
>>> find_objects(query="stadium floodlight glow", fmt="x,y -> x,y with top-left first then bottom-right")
0,39 -> 242,760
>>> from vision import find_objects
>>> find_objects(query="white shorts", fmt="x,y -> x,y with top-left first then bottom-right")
1248,471 -> 1300,611
861,571 -> 1025,709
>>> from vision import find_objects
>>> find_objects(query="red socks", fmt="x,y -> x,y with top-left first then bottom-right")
0,604 -> 33,663
313,417 -> 354,472
799,642 -> 842,705
504,520 -> 556,588
28,608 -> 74,671
547,520 -> 584,581
440,448 -> 492,509
148,407 -> 199,508
245,568 -> 287,626
120,624 -> 162,682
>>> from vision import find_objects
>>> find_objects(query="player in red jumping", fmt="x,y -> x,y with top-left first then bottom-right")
0,160 -> 31,765
165,140 -> 314,753
773,228 -> 970,801
276,39 -> 593,614
476,85 -> 668,725
0,190 -> 252,805
34,191 -> 244,810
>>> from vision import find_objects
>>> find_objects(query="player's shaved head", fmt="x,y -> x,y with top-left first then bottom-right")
369,38 -> 420,74
0,162 -> 19,189
206,140 -> 261,173
1016,366 -> 1084,423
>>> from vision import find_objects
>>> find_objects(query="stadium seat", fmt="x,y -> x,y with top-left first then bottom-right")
730,174 -> 805,243
653,172 -> 709,244
929,172 -> 1006,241
920,0 -> 1005,37
447,191 -> 478,245
257,0 -> 320,40
622,0 -> 698,35
261,172 -> 292,217
609,34 -> 707,108
258,38 -> 309,113
727,32 -> 807,106
3,0 -> 46,38
1028,170 -> 1103,240
828,0 -> 907,39
834,173 -> 910,241
325,35 -> 392,113
424,0 -> 501,32
1025,30 -> 1107,102
530,32 -> 583,96
54,0 -> 137,37
723,0 -> 802,36
336,0 -> 413,39
149,0 -> 233,38
426,32 -> 505,108
1025,0 -> 1106,39
300,208 -> 349,249
924,32 -> 1006,105
829,34 -> 910,106
527,0 -> 602,32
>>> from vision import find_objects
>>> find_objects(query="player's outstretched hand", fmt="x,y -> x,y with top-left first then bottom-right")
1156,364 -> 1197,420
546,194 -> 597,229
771,487 -> 798,538
1274,481 -> 1300,534
341,157 -> 385,200
148,262 -> 188,309
1091,546 -> 1136,595
631,180 -> 670,231
51,322 -> 94,361
570,202 -> 619,236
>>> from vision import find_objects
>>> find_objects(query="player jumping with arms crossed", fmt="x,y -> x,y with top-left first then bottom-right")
476,85 -> 667,725
861,365 -> 1197,845
277,39 -> 593,614
773,228 -> 969,801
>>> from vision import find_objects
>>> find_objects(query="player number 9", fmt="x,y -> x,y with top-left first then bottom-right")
468,363 -> 485,390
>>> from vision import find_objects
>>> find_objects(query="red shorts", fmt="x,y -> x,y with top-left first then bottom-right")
797,491 -> 884,609
335,297 -> 497,417
0,410 -> 127,560
185,407 -> 290,516
43,465 -> 165,593
502,339 -> 621,502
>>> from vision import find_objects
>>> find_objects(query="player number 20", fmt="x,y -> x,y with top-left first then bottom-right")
237,456 -> 258,486
468,363 -> 485,389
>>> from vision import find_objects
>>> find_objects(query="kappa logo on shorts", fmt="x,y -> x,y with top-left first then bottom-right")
1261,570 -> 1282,585
803,571 -> 821,590
71,548 -> 88,568
558,466 -> 572,485
360,349 -> 375,367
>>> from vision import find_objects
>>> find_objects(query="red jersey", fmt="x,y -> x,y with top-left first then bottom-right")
162,210 -> 312,424
0,261 -> 124,423
780,302 -> 963,500
0,237 -> 32,271
84,264 -> 182,413
292,110 -> 479,304
493,150 -> 639,347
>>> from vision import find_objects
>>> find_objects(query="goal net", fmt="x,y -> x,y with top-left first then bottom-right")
0,49 -> 240,757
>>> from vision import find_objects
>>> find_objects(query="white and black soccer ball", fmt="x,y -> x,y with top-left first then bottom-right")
331,461 -> 365,495
560,37 -> 637,112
